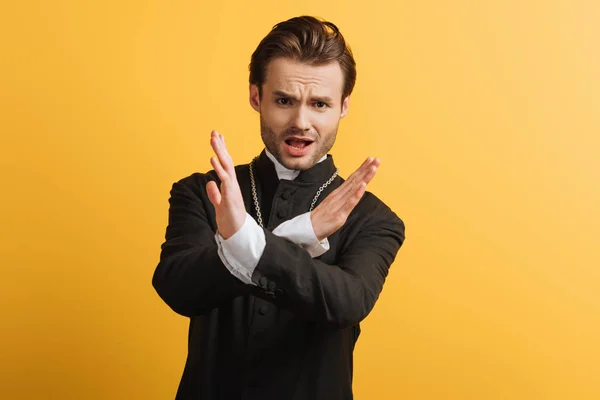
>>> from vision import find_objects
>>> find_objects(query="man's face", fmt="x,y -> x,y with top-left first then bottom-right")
250,57 -> 350,171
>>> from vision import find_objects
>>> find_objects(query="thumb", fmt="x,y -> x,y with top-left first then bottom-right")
206,181 -> 221,207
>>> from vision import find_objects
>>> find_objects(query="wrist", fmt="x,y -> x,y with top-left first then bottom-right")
219,213 -> 249,240
310,211 -> 324,242
220,216 -> 246,240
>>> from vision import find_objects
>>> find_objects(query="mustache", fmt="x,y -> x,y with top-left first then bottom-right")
282,130 -> 318,139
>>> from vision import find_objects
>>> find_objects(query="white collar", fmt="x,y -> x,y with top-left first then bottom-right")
264,149 -> 327,181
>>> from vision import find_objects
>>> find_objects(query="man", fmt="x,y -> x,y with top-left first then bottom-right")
153,15 -> 405,400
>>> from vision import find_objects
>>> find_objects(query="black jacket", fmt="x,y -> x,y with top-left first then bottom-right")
153,150 -> 405,400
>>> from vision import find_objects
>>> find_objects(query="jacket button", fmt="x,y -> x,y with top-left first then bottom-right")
258,305 -> 269,315
281,190 -> 292,200
259,277 -> 268,287
267,281 -> 276,291
277,210 -> 286,219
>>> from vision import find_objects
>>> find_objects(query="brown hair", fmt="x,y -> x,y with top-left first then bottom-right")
249,16 -> 357,101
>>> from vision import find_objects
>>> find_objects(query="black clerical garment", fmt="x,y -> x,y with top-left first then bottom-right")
152,150 -> 405,400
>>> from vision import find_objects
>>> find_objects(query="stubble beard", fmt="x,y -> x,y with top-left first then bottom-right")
259,115 -> 337,171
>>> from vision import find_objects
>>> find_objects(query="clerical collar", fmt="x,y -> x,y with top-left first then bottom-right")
264,148 -> 327,181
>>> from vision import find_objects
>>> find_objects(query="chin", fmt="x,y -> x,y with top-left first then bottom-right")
279,155 -> 316,171
279,158 -> 307,171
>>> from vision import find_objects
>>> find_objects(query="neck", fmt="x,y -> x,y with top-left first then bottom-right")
264,149 -> 326,181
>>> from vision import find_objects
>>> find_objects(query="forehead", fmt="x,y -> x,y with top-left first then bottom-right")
263,58 -> 344,97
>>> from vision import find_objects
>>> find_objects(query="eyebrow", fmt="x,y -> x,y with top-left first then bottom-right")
272,90 -> 334,104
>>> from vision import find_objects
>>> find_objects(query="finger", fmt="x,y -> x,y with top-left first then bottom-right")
360,162 -> 380,186
210,131 -> 227,159
347,161 -> 378,199
312,156 -> 377,213
215,131 -> 228,156
348,157 -> 379,189
211,131 -> 236,177
328,157 -> 375,202
219,133 -> 237,178
206,181 -> 222,207
210,155 -> 230,183
340,182 -> 367,216
343,156 -> 377,188
345,156 -> 374,184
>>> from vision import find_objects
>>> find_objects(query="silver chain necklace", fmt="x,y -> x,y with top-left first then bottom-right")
248,157 -> 339,228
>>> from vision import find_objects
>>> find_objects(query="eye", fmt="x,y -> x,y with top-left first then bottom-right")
314,101 -> 328,108
276,98 -> 290,105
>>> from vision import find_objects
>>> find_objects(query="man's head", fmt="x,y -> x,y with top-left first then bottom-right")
248,16 -> 356,170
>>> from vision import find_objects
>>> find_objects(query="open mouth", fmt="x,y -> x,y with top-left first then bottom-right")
285,137 -> 314,149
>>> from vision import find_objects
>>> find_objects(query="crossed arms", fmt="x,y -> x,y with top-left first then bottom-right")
152,131 -> 405,328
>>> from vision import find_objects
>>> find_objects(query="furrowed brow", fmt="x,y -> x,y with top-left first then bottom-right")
272,90 -> 334,104
273,90 -> 299,101
311,96 -> 334,104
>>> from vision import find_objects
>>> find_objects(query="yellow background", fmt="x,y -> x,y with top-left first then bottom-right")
1,1 -> 599,399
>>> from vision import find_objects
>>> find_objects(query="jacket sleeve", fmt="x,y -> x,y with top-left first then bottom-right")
249,195 -> 405,329
152,176 -> 252,317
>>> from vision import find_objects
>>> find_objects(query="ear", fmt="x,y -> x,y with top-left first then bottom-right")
249,84 -> 260,112
340,96 -> 350,118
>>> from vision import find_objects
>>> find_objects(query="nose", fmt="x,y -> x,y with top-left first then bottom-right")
292,106 -> 311,132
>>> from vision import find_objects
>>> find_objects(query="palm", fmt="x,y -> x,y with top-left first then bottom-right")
311,157 -> 380,241
205,131 -> 247,239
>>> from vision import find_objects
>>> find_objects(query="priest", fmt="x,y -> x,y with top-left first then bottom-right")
152,15 -> 406,400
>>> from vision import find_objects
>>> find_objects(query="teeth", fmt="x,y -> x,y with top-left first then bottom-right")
286,139 -> 312,150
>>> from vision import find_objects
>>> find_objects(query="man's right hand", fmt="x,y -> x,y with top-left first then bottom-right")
205,130 -> 247,240
310,157 -> 380,241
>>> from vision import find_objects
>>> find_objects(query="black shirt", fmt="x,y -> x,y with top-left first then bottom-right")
153,150 -> 406,400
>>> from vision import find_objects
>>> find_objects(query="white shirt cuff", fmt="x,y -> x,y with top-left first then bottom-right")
272,212 -> 329,258
215,213 -> 265,285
